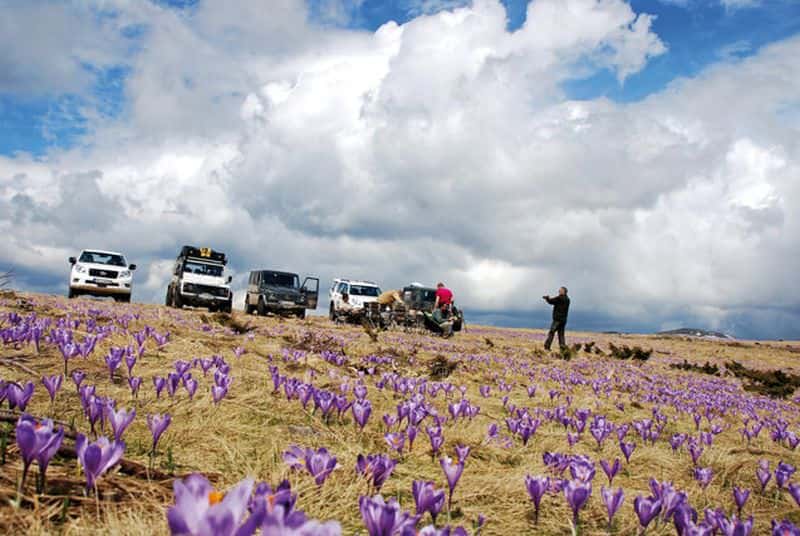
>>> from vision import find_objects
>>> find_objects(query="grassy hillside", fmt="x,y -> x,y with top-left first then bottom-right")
1,291 -> 799,534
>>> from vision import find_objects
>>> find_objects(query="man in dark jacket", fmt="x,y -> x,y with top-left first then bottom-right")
543,287 -> 570,350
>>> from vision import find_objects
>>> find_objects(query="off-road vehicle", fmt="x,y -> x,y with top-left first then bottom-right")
329,278 -> 381,321
395,284 -> 464,332
244,270 -> 319,319
165,246 -> 232,313
68,249 -> 137,302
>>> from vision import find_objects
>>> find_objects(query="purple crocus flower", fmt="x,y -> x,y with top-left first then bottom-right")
105,350 -> 123,380
455,444 -> 471,464
440,456 -> 465,508
75,433 -> 125,490
633,495 -> 662,529
71,369 -> 86,390
15,415 -> 64,490
42,374 -> 63,403
601,459 -> 620,484
772,519 -> 800,535
128,376 -> 142,397
620,441 -> 635,463
356,454 -> 397,492
107,406 -> 136,442
184,377 -> 198,400
776,462 -> 795,489
757,460 -> 772,492
524,475 -> 549,523
563,479 -> 591,527
719,515 -> 754,536
569,456 -> 596,483
694,467 -> 713,489
352,399 -> 372,430
212,385 -> 229,404
283,445 -> 308,470
259,503 -> 342,535
734,487 -> 750,514
167,474 -> 256,536
359,495 -> 419,536
147,413 -> 172,453
304,447 -> 337,486
413,480 -> 446,523
385,432 -> 406,454
153,376 -> 166,399
407,425 -> 418,450
788,483 -> 800,507
125,353 -> 137,376
601,486 -> 624,529
7,381 -> 34,411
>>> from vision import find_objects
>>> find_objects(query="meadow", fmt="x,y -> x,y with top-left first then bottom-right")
1,291 -> 800,535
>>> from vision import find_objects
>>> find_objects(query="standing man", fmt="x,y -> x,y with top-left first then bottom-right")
433,282 -> 453,310
543,287 -> 570,350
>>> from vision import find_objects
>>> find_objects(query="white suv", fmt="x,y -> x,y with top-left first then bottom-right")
329,278 -> 381,320
68,249 -> 136,302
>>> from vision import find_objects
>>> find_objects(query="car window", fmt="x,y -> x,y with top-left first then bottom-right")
350,285 -> 380,297
80,251 -> 127,267
184,261 -> 223,277
263,272 -> 298,288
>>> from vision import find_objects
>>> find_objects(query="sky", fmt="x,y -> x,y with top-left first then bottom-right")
1,0 -> 799,339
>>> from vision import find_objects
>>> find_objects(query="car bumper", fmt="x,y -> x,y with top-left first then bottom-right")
70,280 -> 132,296
265,301 -> 306,312
181,292 -> 230,306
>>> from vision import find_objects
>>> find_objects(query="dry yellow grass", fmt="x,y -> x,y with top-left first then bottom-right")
1,291 -> 799,535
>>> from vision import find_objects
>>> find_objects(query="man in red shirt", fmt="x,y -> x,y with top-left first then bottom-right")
433,282 -> 453,310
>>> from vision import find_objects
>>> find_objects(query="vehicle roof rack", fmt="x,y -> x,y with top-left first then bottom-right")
180,245 -> 227,265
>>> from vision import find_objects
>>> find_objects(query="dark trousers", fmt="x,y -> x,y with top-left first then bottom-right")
545,319 -> 566,350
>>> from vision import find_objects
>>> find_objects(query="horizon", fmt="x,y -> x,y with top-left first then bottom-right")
1,0 -> 799,341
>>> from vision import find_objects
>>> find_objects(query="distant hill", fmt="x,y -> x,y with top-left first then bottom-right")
656,327 -> 734,339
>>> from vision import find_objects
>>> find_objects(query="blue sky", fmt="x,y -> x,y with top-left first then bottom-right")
2,0 -> 799,339
2,0 -> 798,157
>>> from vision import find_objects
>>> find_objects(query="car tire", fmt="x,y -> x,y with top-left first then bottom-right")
119,295 -> 131,303
245,296 -> 255,315
68,288 -> 77,299
165,287 -> 172,306
174,289 -> 183,309
297,310 -> 306,320
257,297 -> 266,316
222,301 -> 232,314
329,302 -> 335,321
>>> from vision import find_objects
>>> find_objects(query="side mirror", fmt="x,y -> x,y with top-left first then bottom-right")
69,257 -> 76,264
227,276 -> 232,284
129,264 -> 137,271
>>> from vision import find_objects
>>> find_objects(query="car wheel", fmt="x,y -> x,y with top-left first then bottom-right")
222,301 -> 233,314
120,295 -> 131,303
329,302 -> 335,321
257,297 -> 266,316
174,290 -> 183,309
165,287 -> 172,306
297,310 -> 306,320
68,288 -> 76,299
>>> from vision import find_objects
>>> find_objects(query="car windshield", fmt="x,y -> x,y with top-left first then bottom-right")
184,261 -> 224,277
350,285 -> 380,297
263,272 -> 299,288
79,251 -> 127,267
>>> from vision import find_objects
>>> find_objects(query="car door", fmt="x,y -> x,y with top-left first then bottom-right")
301,277 -> 320,309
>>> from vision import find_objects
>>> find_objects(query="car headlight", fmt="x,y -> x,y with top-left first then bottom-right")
74,264 -> 87,274
119,270 -> 131,278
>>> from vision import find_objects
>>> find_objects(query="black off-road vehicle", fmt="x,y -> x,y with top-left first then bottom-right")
244,270 -> 319,319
